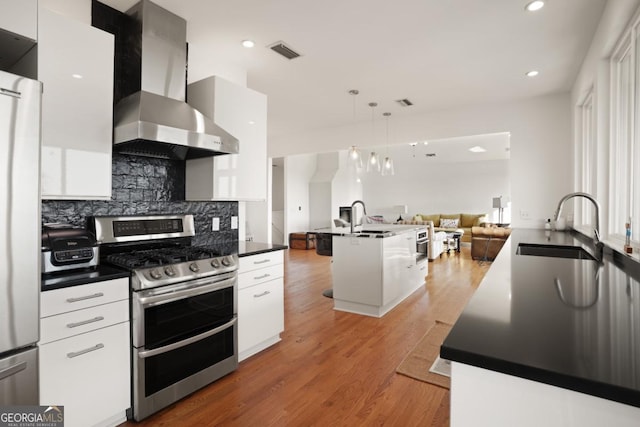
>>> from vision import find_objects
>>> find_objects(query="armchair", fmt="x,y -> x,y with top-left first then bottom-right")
426,221 -> 448,260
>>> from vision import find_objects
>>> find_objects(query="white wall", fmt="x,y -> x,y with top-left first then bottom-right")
362,158 -> 510,223
271,93 -> 571,229
332,150 -> 363,219
284,153 -> 317,237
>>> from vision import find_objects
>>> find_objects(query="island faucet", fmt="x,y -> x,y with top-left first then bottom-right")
553,192 -> 603,260
350,200 -> 367,234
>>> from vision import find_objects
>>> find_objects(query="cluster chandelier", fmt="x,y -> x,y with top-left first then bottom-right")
346,90 -> 395,177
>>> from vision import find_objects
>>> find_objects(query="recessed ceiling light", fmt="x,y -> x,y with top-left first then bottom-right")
248,120 -> 256,125
525,1 -> 545,12
71,74 -> 83,79
526,70 -> 539,77
469,146 -> 486,153
423,141 -> 429,145
242,40 -> 255,48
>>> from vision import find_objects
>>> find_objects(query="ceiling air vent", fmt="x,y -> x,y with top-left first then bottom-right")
269,41 -> 301,60
396,98 -> 413,107
425,153 -> 436,157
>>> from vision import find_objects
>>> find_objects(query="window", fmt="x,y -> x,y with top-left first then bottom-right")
576,89 -> 596,226
610,35 -> 634,241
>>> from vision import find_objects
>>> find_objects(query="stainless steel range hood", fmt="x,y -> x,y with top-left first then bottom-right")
113,0 -> 238,160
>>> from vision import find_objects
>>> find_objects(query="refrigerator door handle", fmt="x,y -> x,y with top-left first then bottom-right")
0,87 -> 21,98
0,361 -> 27,381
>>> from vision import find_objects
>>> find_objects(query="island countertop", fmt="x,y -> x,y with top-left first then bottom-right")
441,228 -> 640,408
314,223 -> 425,238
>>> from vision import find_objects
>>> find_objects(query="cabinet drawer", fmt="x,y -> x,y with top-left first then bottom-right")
238,278 -> 284,354
41,278 -> 128,318
238,251 -> 283,274
40,299 -> 129,345
238,264 -> 283,290
39,321 -> 130,427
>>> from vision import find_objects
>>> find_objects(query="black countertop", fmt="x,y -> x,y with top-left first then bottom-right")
41,264 -> 129,291
238,241 -> 288,257
441,228 -> 640,408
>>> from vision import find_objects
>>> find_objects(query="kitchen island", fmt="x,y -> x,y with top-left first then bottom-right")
441,229 -> 640,426
331,224 -> 427,317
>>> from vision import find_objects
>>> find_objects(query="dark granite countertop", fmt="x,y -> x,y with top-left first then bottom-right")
441,228 -> 640,408
41,265 -> 129,291
238,241 -> 288,257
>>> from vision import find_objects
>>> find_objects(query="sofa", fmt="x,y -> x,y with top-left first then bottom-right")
471,225 -> 512,261
411,213 -> 487,243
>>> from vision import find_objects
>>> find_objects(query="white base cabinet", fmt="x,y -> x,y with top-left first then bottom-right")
238,250 -> 284,361
451,362 -> 640,427
39,278 -> 130,427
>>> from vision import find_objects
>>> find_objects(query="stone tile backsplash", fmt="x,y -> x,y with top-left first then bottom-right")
41,153 -> 238,246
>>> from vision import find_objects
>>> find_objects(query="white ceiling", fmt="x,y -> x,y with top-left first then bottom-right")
100,0 -> 606,143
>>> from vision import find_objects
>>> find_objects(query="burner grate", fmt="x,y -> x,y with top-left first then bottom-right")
105,246 -> 224,270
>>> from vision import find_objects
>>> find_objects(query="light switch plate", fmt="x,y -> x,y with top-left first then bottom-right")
231,216 -> 238,229
211,217 -> 220,231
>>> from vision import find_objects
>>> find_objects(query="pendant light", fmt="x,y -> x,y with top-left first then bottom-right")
381,112 -> 394,176
347,90 -> 363,169
366,102 -> 380,173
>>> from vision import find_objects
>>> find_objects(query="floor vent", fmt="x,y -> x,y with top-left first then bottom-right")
269,42 -> 301,60
396,98 -> 413,107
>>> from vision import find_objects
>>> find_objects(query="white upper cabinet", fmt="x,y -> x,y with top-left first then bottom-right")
0,0 -> 37,40
186,76 -> 267,201
38,7 -> 114,200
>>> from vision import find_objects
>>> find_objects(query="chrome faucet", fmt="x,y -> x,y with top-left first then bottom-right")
350,200 -> 367,234
553,192 -> 603,260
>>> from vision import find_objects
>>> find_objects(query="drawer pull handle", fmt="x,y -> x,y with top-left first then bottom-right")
0,361 -> 26,381
67,343 -> 104,359
66,292 -> 104,303
66,316 -> 105,329
254,290 -> 271,298
254,259 -> 270,264
254,273 -> 271,280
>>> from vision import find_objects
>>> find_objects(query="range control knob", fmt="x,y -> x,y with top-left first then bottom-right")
149,268 -> 163,280
164,266 -> 176,277
221,256 -> 233,267
189,262 -> 200,273
210,258 -> 220,268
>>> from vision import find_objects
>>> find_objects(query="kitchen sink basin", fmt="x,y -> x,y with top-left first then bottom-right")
361,229 -> 388,234
516,243 -> 595,260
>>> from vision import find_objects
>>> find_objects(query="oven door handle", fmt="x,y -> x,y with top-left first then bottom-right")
137,275 -> 236,308
137,317 -> 237,359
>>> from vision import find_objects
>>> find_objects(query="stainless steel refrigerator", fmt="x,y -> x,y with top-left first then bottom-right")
0,70 -> 41,405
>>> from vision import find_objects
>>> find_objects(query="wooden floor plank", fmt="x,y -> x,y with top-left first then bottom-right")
121,246 -> 489,426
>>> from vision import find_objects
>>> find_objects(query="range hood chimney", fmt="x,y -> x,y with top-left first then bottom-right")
112,0 -> 238,160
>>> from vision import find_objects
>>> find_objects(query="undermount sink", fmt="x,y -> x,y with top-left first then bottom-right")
516,243 -> 595,260
361,229 -> 388,234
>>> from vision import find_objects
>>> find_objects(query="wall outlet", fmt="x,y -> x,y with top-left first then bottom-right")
231,216 -> 238,229
520,210 -> 530,220
211,217 -> 220,231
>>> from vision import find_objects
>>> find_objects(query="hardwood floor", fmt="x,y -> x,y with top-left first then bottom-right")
122,247 -> 490,426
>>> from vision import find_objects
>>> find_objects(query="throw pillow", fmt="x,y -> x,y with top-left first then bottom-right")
440,218 -> 459,228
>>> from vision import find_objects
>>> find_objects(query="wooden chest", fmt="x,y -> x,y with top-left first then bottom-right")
289,232 -> 316,250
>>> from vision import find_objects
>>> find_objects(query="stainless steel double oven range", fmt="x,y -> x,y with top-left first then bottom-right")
90,214 -> 238,421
